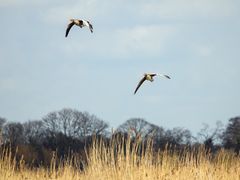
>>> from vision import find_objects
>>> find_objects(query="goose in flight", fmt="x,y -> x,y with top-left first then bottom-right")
65,19 -> 93,37
134,73 -> 170,94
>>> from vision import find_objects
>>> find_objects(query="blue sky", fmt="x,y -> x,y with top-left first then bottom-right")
0,0 -> 240,134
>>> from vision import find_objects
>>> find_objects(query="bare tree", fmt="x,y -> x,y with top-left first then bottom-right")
151,125 -> 165,140
197,121 -> 224,145
42,108 -> 79,137
0,117 -> 6,145
117,118 -> 156,138
72,111 -> 108,138
42,108 -> 108,139
88,113 -> 108,136
58,108 -> 75,136
23,120 -> 45,144
222,116 -> 240,151
72,111 -> 92,138
0,117 -> 6,129
42,111 -> 60,136
3,122 -> 24,145
168,127 -> 192,145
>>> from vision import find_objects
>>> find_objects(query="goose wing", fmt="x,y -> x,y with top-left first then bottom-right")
88,22 -> 93,33
65,21 -> 75,37
163,75 -> 171,79
150,73 -> 157,77
134,76 -> 147,94
157,74 -> 171,79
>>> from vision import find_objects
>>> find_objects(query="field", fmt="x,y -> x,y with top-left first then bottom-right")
0,137 -> 239,180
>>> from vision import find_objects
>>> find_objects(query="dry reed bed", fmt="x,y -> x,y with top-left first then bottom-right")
0,137 -> 239,180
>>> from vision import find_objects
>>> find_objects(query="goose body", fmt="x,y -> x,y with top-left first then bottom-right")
65,19 -> 93,37
134,73 -> 170,94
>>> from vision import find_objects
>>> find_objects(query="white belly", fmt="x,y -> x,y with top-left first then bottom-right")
82,20 -> 89,27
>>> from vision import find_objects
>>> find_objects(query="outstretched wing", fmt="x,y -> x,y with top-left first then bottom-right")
65,21 -> 75,37
88,22 -> 93,33
150,73 -> 157,77
157,73 -> 171,79
134,76 -> 147,94
163,75 -> 171,79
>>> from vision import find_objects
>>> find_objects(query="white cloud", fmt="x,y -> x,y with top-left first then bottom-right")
44,0 -> 237,25
194,46 -> 212,57
113,25 -> 176,57
0,0 -> 26,7
140,0 -> 237,19
2,0 -> 238,21
0,0 -> 45,7
59,25 -> 177,60
43,0 -> 119,24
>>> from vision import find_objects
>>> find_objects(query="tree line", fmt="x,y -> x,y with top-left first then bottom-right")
0,108 -> 239,167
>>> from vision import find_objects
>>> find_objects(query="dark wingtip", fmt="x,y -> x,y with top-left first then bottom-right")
165,75 -> 171,79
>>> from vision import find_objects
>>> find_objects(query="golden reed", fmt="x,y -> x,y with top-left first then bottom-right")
0,135 -> 239,180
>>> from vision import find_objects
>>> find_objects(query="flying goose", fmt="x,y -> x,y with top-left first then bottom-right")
134,73 -> 170,94
65,19 -> 93,37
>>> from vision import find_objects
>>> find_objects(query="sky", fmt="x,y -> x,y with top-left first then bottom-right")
0,0 -> 240,134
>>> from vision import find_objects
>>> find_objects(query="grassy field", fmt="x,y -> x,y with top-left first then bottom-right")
0,137 -> 239,180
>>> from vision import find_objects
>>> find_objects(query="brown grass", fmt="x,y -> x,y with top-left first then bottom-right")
0,136 -> 239,180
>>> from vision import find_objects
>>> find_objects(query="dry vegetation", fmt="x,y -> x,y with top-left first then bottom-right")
0,136 -> 239,180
